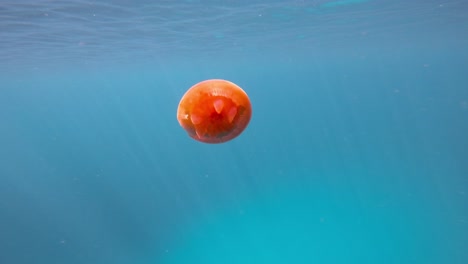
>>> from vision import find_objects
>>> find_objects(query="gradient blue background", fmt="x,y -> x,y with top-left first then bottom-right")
1,0 -> 467,263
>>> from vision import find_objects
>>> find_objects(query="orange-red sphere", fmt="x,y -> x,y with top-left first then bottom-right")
177,79 -> 252,144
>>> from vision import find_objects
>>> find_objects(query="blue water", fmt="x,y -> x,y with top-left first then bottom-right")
1,0 -> 467,263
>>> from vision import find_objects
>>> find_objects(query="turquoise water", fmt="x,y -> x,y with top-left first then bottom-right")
1,1 -> 467,263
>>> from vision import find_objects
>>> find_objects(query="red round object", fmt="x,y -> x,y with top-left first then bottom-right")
177,79 -> 252,144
